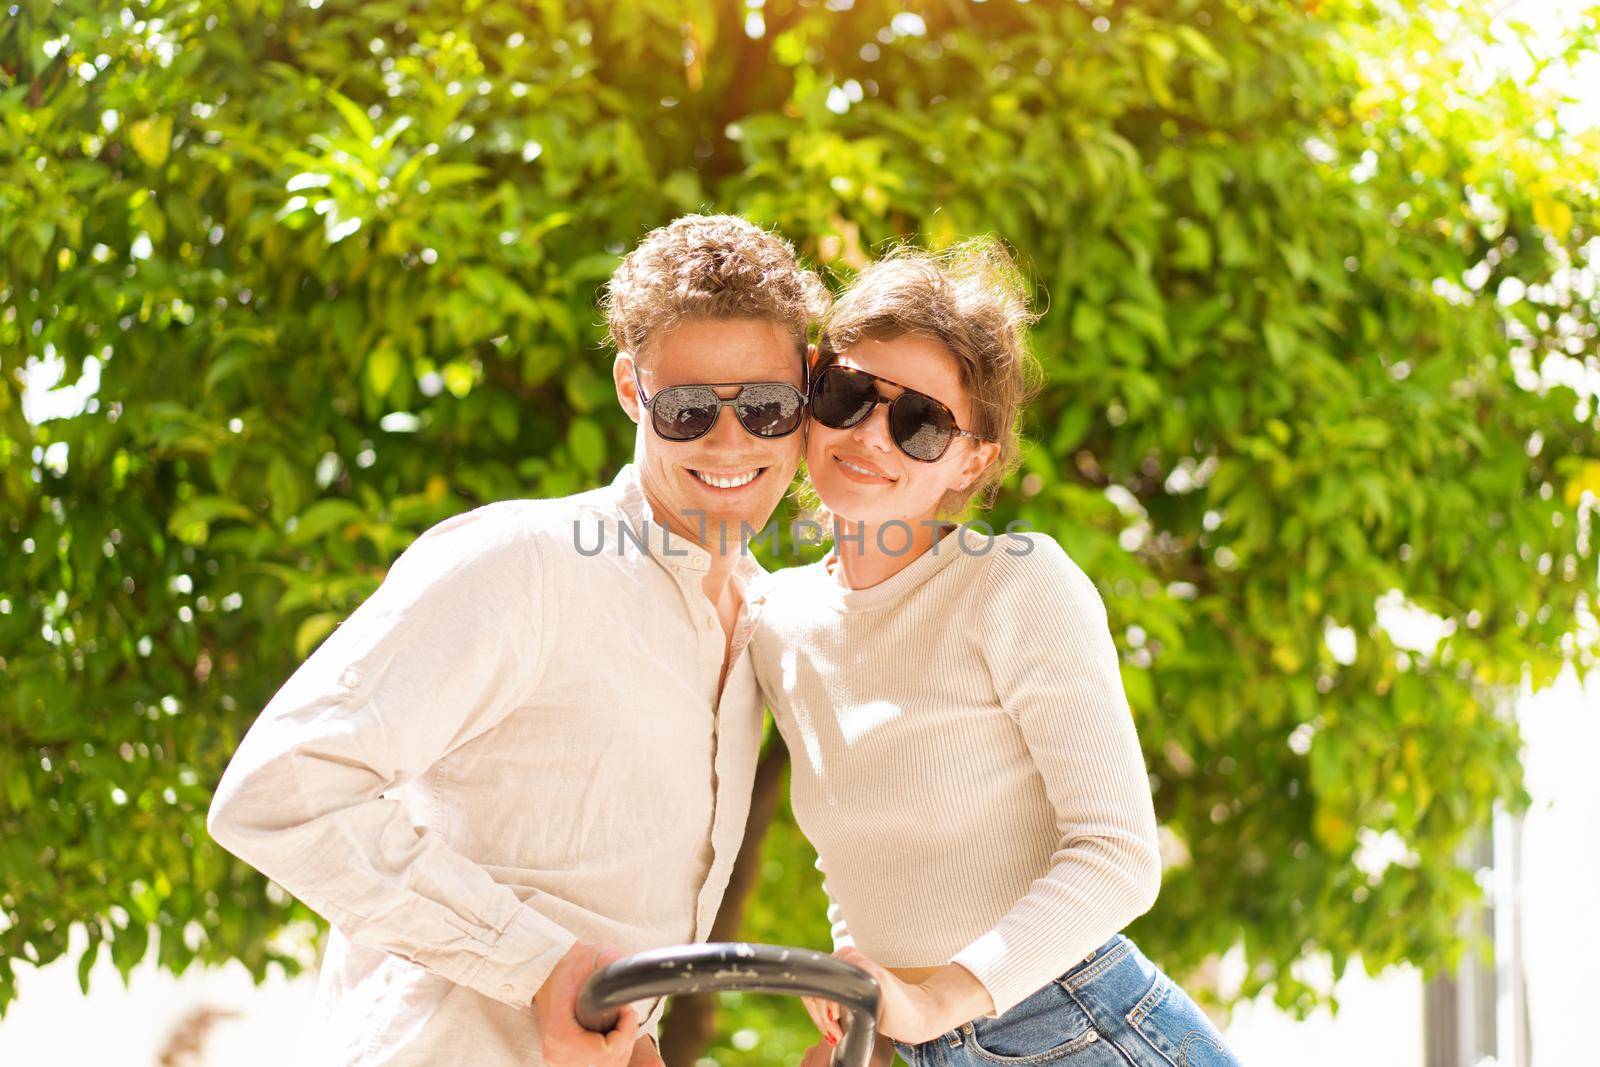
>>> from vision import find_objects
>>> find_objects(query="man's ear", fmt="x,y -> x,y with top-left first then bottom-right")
613,354 -> 642,425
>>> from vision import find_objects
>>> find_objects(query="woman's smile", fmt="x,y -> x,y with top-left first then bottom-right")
832,453 -> 897,483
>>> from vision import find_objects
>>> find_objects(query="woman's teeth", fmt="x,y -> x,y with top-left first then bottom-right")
837,457 -> 891,480
691,468 -> 761,489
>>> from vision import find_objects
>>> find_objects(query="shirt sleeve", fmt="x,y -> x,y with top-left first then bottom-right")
206,503 -> 577,1010
947,534 -> 1162,1017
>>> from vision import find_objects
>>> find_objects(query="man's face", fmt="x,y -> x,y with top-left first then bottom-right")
614,317 -> 806,547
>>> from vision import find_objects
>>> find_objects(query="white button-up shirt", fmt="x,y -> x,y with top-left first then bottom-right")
207,464 -> 766,1066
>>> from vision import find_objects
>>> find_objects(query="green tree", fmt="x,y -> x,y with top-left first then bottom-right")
2,1 -> 1596,1061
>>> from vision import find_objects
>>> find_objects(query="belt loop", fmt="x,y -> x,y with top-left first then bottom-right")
945,1027 -> 964,1048
1058,945 -> 1100,990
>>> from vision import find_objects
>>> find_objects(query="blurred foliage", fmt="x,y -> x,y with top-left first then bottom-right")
3,0 -> 1599,1059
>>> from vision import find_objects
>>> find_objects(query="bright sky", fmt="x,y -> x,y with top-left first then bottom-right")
1500,0 -> 1600,129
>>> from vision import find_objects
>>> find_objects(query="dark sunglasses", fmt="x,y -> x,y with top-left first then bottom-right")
630,362 -> 807,442
808,364 -> 992,462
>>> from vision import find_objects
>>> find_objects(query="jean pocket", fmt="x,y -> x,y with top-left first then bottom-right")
963,984 -> 1102,1065
964,1025 -> 1103,1065
1125,973 -> 1237,1067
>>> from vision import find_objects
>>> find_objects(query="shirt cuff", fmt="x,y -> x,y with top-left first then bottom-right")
948,932 -> 1027,1019
465,903 -> 579,1010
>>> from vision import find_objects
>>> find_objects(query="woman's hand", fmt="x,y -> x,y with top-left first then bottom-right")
801,992 -> 845,1046
831,947 -> 995,1046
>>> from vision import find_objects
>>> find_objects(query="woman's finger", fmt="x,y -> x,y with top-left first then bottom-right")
801,995 -> 828,1035
803,996 -> 844,1043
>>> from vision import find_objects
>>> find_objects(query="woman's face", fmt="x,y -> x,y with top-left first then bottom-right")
805,334 -> 998,527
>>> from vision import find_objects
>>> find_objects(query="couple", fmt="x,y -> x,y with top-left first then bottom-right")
208,214 -> 1239,1067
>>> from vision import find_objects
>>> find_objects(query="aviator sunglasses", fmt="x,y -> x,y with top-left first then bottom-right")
629,361 -> 807,442
808,363 -> 993,462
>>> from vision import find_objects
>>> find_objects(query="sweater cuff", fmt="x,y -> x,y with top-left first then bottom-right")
948,932 -> 1032,1019
464,903 -> 579,1010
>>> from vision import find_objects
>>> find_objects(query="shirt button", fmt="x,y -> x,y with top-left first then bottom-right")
338,667 -> 362,689
502,983 -> 515,995
705,617 -> 718,631
692,554 -> 707,567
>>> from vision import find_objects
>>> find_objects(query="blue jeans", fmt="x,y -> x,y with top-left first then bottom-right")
892,935 -> 1240,1067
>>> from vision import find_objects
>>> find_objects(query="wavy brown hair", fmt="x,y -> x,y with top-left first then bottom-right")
602,214 -> 829,365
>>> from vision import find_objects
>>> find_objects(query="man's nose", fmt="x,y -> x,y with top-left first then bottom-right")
705,397 -> 747,446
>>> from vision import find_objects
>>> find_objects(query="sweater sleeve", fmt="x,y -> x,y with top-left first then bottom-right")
947,534 -> 1162,1017
207,504 -> 576,1010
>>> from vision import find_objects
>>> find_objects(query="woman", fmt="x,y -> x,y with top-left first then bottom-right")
749,240 -> 1240,1067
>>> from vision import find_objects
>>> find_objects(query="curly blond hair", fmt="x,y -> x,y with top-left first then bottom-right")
815,236 -> 1042,514
602,214 -> 829,364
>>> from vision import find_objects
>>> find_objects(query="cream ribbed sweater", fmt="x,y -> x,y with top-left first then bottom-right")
749,524 -> 1162,1017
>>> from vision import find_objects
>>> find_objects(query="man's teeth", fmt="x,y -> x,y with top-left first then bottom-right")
839,458 -> 890,480
692,468 -> 760,489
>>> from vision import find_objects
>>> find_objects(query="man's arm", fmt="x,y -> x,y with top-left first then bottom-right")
207,504 -> 576,1008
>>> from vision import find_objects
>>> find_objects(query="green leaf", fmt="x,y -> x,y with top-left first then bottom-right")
167,496 -> 255,534
567,418 -> 606,473
291,499 -> 365,543
1070,301 -> 1105,343
425,163 -> 489,192
365,341 -> 401,399
326,89 -> 375,143
566,252 -> 623,285
1111,300 -> 1171,351
268,456 -> 304,528
294,612 -> 342,658
1050,403 -> 1094,453
1262,320 -> 1297,366
1174,25 -> 1229,71
109,922 -> 150,980
128,116 -> 174,168
77,936 -> 100,995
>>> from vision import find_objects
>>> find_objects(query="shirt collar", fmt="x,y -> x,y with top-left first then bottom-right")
608,463 -> 766,586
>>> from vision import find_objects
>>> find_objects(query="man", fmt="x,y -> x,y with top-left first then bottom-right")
207,214 -> 829,1066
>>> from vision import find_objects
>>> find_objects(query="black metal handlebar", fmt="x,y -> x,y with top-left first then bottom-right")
576,942 -> 881,1067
